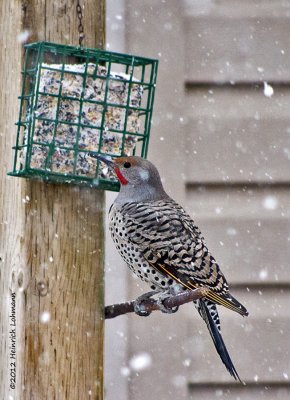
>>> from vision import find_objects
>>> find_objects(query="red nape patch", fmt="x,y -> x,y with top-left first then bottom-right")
115,167 -> 129,185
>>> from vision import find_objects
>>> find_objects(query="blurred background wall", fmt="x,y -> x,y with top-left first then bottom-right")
105,1 -> 290,399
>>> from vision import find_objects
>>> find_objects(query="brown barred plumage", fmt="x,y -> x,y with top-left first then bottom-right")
109,199 -> 247,317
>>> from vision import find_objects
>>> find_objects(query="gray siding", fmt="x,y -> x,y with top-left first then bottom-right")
106,1 -> 290,399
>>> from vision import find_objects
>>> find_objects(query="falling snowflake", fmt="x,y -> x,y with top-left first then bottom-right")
129,352 -> 152,371
17,30 -> 30,43
262,196 -> 278,210
120,366 -> 130,377
182,358 -> 191,367
263,82 -> 274,97
40,311 -> 50,324
259,269 -> 268,280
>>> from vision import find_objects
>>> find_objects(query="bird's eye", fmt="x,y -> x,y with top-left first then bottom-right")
123,161 -> 131,169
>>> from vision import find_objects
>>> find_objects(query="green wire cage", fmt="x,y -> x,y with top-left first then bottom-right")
8,42 -> 158,191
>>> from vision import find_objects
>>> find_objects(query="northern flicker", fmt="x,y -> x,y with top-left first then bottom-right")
96,154 -> 248,382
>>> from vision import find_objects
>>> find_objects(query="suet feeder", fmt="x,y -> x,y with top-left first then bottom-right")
9,42 -> 158,191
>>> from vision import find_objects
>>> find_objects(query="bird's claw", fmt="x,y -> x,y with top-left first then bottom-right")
134,302 -> 151,317
133,290 -> 179,316
157,294 -> 179,314
133,291 -> 158,317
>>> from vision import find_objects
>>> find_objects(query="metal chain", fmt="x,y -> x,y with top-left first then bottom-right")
76,0 -> 85,47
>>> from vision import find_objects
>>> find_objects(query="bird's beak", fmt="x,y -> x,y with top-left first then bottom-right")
88,152 -> 115,169
89,152 -> 129,185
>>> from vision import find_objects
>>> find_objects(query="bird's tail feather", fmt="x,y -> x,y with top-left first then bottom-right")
198,299 -> 243,383
205,290 -> 248,317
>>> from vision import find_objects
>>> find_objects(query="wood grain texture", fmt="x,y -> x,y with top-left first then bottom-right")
0,1 -> 106,399
0,1 -> 24,399
22,183 -> 105,399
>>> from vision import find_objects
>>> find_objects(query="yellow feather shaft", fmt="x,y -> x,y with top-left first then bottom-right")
155,263 -> 244,315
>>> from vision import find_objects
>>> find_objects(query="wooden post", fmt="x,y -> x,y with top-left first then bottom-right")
0,1 -> 106,399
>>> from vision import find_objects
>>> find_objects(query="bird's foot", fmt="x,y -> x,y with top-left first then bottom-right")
156,292 -> 179,314
134,290 -> 159,317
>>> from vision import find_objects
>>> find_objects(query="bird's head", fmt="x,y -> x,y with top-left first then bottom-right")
91,154 -> 168,202
94,154 -> 161,185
